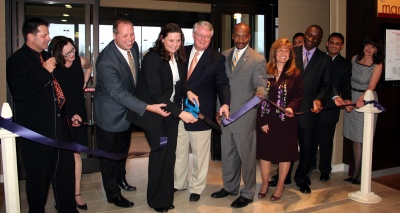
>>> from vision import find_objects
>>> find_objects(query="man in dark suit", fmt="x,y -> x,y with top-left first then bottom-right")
211,23 -> 267,208
6,18 -> 79,212
315,32 -> 352,181
174,21 -> 230,202
293,25 -> 332,194
94,18 -> 169,208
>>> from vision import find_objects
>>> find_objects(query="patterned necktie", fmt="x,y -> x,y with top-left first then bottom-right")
127,50 -> 137,84
40,53 -> 65,109
231,50 -> 240,71
187,51 -> 199,80
303,51 -> 310,69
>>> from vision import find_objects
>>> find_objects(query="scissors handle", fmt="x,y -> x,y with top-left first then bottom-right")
184,98 -> 199,118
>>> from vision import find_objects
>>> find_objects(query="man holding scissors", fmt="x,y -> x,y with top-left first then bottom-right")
174,21 -> 230,202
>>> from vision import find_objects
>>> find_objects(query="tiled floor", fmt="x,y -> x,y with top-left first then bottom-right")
3,132 -> 400,213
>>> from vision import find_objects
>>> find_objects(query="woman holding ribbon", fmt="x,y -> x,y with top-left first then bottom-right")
343,36 -> 383,184
256,38 -> 303,201
50,36 -> 92,210
126,23 -> 198,212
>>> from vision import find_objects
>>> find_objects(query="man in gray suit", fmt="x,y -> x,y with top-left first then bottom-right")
211,23 -> 267,208
94,18 -> 169,208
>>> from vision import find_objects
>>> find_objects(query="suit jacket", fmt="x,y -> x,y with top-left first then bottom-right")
94,41 -> 147,132
320,53 -> 352,123
126,51 -> 190,130
183,45 -> 230,131
294,46 -> 332,128
6,44 -> 70,151
222,46 -> 267,133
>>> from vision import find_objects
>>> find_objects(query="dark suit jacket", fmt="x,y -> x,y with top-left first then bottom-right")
294,46 -> 332,128
126,51 -> 190,130
320,53 -> 352,123
94,41 -> 147,132
183,45 -> 230,131
6,44 -> 70,151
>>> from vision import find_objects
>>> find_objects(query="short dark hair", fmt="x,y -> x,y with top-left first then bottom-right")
292,32 -> 304,40
113,18 -> 133,34
22,18 -> 49,41
149,23 -> 186,65
328,32 -> 345,44
306,25 -> 324,38
49,36 -> 76,67
357,36 -> 384,64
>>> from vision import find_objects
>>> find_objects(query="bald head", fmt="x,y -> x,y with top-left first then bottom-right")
232,23 -> 251,50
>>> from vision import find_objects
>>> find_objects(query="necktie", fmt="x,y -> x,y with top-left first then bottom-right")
40,54 -> 65,109
303,51 -> 310,69
231,50 -> 239,71
187,51 -> 199,80
127,51 -> 137,84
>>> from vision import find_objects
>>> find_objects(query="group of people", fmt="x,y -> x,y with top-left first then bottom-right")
5,16 -> 383,213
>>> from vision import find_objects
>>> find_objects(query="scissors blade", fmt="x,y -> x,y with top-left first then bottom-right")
198,112 -> 222,133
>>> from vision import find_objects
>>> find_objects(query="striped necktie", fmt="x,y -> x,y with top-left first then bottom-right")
187,51 -> 199,80
231,50 -> 240,71
127,51 -> 136,84
303,51 -> 310,69
40,53 -> 65,109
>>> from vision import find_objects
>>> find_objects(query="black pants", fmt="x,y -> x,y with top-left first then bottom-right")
22,148 -> 76,213
295,126 -> 316,185
144,116 -> 178,209
314,120 -> 336,174
96,126 -> 130,200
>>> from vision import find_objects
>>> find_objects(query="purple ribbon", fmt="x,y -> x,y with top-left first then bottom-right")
0,117 -> 166,160
222,96 -> 262,126
364,100 -> 386,111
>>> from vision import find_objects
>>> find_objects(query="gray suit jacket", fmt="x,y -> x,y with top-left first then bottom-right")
94,41 -> 147,132
222,46 -> 267,133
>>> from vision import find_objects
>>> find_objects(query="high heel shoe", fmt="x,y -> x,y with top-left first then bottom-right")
270,194 -> 281,201
258,187 -> 269,198
75,194 -> 88,210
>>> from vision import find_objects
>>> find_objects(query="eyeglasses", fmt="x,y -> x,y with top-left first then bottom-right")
194,33 -> 212,40
64,47 -> 76,57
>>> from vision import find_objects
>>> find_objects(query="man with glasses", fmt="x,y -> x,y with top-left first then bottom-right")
174,21 -> 230,202
293,25 -> 332,194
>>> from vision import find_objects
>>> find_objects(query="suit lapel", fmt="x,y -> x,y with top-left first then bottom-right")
227,49 -> 234,72
232,47 -> 249,74
302,48 -> 322,76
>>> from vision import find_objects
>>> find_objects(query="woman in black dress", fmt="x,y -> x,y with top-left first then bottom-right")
256,38 -> 303,201
51,36 -> 92,210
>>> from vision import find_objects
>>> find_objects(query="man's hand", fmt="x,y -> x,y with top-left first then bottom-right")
146,103 -> 171,117
179,111 -> 198,123
344,100 -> 354,112
42,57 -> 57,73
311,99 -> 323,113
187,91 -> 200,107
333,96 -> 345,106
260,124 -> 269,133
71,114 -> 82,127
219,104 -> 230,120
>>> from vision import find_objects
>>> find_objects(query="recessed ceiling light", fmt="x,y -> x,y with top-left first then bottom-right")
61,19 -> 67,22
65,4 -> 72,8
63,14 -> 69,17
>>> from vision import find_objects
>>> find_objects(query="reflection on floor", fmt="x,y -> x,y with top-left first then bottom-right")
3,132 -> 400,213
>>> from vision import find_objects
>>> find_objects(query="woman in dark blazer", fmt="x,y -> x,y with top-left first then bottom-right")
126,23 -> 198,212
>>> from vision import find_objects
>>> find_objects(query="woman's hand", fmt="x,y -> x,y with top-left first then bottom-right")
71,114 -> 82,127
179,111 -> 198,123
285,108 -> 294,117
356,99 -> 364,108
187,91 -> 199,107
261,124 -> 269,133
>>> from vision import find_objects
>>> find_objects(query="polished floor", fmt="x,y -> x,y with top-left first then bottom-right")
3,132 -> 400,213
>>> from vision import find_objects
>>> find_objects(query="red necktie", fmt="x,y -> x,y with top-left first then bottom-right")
40,54 -> 66,109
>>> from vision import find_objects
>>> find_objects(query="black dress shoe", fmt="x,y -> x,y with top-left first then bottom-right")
189,193 -> 200,202
320,173 -> 330,181
211,188 -> 237,198
230,196 -> 253,208
269,175 -> 291,187
154,207 -> 168,212
107,195 -> 134,208
296,183 -> 311,194
117,179 -> 136,191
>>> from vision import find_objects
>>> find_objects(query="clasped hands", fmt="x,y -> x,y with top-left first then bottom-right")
42,57 -> 57,73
